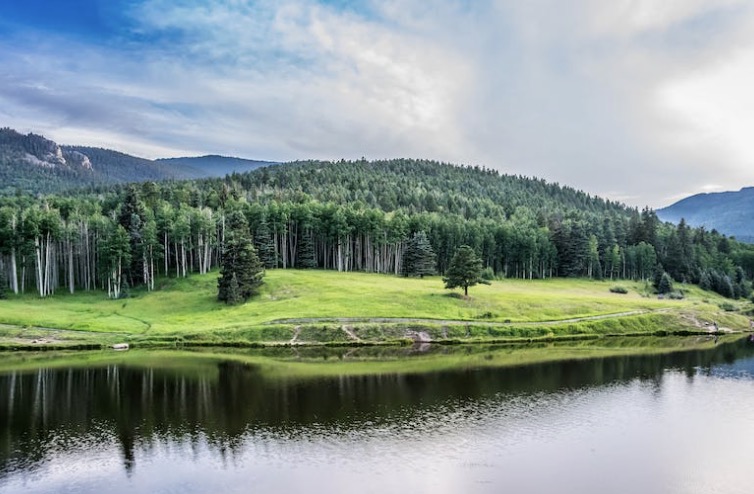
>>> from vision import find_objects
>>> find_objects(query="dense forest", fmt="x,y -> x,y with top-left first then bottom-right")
1,158 -> 753,300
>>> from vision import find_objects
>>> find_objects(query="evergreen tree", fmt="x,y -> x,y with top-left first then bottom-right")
254,216 -> 277,269
657,272 -> 674,295
218,210 -> 264,304
117,185 -> 146,285
716,274 -> 735,299
443,245 -> 487,296
402,231 -> 436,277
296,231 -> 317,269
699,270 -> 713,291
225,272 -> 242,305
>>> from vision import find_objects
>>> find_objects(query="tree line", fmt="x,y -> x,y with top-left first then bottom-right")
1,159 -> 753,300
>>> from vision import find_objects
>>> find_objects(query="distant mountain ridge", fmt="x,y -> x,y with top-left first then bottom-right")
657,187 -> 754,243
156,155 -> 275,178
0,127 -> 276,194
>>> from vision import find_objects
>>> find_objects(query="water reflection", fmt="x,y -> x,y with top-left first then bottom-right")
2,337 -> 754,493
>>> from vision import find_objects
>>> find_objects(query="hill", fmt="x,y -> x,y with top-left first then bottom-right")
657,187 -> 754,243
156,155 -> 275,178
2,156 -> 754,304
0,127 -> 275,194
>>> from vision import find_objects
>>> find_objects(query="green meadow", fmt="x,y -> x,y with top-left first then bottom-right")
0,269 -> 751,347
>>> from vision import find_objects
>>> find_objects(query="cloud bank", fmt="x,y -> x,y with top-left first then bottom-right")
1,0 -> 754,207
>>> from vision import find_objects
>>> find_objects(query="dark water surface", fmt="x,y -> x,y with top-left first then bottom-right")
2,339 -> 754,493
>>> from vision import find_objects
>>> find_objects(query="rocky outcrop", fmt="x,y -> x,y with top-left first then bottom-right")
63,150 -> 94,170
1,127 -> 94,171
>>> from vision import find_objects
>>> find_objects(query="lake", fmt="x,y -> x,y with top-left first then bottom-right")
2,337 -> 754,493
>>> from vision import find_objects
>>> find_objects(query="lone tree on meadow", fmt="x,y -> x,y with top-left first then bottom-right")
402,231 -> 437,278
218,210 -> 264,304
443,245 -> 488,297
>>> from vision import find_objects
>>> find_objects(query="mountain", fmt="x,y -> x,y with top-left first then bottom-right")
657,187 -> 754,243
0,128 -> 98,194
0,127 -> 275,194
156,155 -> 276,178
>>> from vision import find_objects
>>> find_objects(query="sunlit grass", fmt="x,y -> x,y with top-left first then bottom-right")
0,270 -> 750,340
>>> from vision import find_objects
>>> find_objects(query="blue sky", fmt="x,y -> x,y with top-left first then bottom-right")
2,0 -> 754,208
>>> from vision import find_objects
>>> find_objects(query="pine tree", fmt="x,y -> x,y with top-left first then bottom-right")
117,185 -> 146,285
226,272 -> 242,305
296,231 -> 317,269
218,210 -> 264,304
657,272 -> 673,295
443,245 -> 487,296
402,231 -> 436,277
254,216 -> 277,269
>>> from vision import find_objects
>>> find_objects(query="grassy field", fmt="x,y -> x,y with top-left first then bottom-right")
0,269 -> 751,347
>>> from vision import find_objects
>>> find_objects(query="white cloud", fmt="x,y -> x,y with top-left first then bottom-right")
3,0 -> 754,207
580,0 -> 748,37
658,46 -> 754,168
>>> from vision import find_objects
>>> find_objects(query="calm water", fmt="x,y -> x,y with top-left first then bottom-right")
2,340 -> 754,494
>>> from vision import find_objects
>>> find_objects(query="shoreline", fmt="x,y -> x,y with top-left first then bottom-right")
0,320 -> 747,352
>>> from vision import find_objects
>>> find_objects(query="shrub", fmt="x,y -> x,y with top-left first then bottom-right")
668,291 -> 685,300
481,267 -> 495,281
719,302 -> 736,312
609,286 -> 628,294
657,272 -> 674,295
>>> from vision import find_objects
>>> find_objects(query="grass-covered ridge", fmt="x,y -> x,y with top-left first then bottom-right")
0,270 -> 751,348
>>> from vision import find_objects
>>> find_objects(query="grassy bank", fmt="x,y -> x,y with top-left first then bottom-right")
0,270 -> 751,348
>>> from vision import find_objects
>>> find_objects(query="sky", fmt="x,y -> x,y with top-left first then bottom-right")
2,0 -> 754,208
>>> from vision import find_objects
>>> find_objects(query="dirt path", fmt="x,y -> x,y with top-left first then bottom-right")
341,325 -> 361,342
289,325 -> 302,345
0,323 -> 129,336
267,310 -> 652,327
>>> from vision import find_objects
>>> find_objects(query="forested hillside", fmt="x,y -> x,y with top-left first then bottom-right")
0,128 -> 97,194
1,158 -> 753,300
0,128 -> 275,194
658,187 -> 754,244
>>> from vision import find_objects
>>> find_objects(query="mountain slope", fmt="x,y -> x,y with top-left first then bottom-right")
0,128 -> 98,194
657,188 -> 754,242
0,127 -> 275,194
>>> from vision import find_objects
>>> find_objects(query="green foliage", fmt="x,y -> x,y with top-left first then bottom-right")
217,211 -> 264,304
481,266 -> 495,281
225,273 -> 242,305
443,245 -> 487,296
402,231 -> 436,278
609,286 -> 628,294
296,232 -> 317,269
253,216 -> 277,269
2,154 -> 754,301
719,302 -> 736,312
119,280 -> 130,299
657,272 -> 674,295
